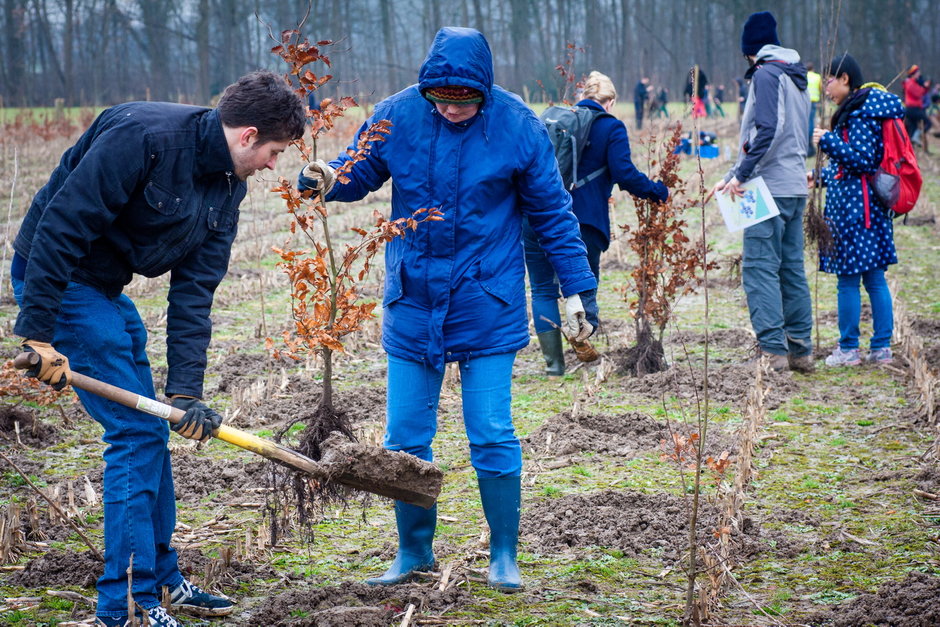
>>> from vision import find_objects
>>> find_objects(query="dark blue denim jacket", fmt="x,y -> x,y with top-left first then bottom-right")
13,103 -> 246,397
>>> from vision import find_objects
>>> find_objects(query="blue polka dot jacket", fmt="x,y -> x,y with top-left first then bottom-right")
818,86 -> 904,276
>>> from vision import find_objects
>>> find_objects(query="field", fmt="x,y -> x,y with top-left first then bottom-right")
1,106 -> 940,627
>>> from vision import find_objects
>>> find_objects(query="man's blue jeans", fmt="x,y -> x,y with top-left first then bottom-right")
522,219 -> 603,334
12,277 -> 182,618
837,268 -> 893,350
741,197 -> 813,357
385,352 -> 521,477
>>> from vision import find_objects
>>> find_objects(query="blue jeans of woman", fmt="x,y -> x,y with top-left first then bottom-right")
12,276 -> 182,618
385,352 -> 520,477
522,219 -> 604,334
836,268 -> 893,350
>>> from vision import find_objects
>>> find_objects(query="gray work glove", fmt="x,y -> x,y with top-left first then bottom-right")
169,396 -> 222,442
298,159 -> 336,195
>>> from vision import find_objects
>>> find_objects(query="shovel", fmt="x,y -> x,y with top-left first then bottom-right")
14,352 -> 442,509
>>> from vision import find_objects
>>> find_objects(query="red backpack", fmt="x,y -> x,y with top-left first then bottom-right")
845,119 -> 922,227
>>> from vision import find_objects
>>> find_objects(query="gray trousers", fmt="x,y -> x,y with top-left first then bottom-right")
741,196 -> 813,357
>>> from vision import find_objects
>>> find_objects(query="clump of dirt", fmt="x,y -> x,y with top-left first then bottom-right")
0,405 -> 59,447
667,328 -> 755,351
914,465 -> 940,493
808,571 -> 940,626
911,317 -> 940,341
177,547 -> 277,584
524,411 -> 737,459
171,448 -> 270,503
619,362 -> 798,410
521,490 -> 803,563
247,581 -> 471,626
10,549 -> 103,588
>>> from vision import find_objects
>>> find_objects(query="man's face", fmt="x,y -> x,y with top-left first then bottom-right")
231,136 -> 290,180
435,101 -> 480,124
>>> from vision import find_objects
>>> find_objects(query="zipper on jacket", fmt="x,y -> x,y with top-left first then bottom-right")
225,171 -> 233,196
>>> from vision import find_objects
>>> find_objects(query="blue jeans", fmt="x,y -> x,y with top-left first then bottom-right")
741,197 -> 813,357
522,219 -> 603,334
837,268 -> 893,350
385,352 -> 520,477
12,277 -> 182,618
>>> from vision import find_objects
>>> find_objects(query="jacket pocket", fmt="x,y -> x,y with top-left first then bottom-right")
207,204 -> 239,232
383,260 -> 404,307
479,259 -> 520,306
144,180 -> 183,216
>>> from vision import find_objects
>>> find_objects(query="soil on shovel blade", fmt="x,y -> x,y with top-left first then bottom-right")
245,581 -> 471,626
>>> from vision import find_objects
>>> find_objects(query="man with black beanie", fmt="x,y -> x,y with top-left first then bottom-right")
711,10 -> 815,373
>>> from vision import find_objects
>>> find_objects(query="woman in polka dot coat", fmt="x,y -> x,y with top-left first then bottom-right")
812,53 -> 903,366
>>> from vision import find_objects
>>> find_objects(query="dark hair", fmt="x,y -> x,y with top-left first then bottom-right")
827,53 -> 864,90
217,70 -> 306,143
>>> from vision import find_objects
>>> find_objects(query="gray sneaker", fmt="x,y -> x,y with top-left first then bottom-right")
866,347 -> 894,364
825,347 -> 861,367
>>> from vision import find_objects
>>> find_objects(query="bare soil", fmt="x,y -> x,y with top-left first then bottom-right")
808,571 -> 940,626
0,405 -> 59,447
245,581 -> 471,626
521,489 -> 805,563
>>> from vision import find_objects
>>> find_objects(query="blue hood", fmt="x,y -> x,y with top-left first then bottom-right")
418,27 -> 494,99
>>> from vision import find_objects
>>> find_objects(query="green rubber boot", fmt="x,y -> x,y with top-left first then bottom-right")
537,329 -> 565,376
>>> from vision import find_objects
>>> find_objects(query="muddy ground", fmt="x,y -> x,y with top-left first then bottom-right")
2,117 -> 940,626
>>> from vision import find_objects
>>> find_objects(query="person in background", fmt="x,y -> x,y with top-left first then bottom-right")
736,76 -> 748,118
652,85 -> 670,119
811,53 -> 901,367
713,83 -> 727,117
633,76 -> 650,130
710,10 -> 814,374
806,62 -> 822,156
12,71 -> 306,627
298,27 -> 598,593
903,65 -> 932,152
685,65 -> 709,118
524,71 -> 667,375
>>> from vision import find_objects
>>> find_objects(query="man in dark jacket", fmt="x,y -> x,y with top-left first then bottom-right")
12,71 -> 305,626
711,11 -> 814,373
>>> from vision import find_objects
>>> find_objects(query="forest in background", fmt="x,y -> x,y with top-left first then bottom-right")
1,0 -> 939,109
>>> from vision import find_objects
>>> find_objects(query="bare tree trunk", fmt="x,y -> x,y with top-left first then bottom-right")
196,0 -> 210,103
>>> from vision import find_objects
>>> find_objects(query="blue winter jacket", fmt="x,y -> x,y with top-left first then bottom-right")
571,99 -> 667,249
322,27 -> 596,371
818,87 -> 902,275
13,104 -> 245,398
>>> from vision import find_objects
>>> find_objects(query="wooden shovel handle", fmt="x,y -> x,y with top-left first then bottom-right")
12,352 -> 327,479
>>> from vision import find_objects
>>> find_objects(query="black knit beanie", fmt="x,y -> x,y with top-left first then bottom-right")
828,53 -> 864,89
741,11 -> 780,56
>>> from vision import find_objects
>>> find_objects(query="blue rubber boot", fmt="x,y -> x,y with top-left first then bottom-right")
479,476 -> 523,592
365,501 -> 436,585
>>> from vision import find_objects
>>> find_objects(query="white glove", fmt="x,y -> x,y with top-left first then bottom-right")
564,294 -> 593,342
301,159 -> 336,195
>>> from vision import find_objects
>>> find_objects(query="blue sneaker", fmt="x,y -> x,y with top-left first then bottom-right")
170,579 -> 234,617
96,606 -> 181,626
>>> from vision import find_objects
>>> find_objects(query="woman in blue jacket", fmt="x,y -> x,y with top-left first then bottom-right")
812,54 -> 901,366
300,27 -> 598,592
524,71 -> 667,375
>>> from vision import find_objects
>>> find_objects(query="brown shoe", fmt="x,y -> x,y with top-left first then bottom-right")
787,353 -> 816,374
758,351 -> 788,372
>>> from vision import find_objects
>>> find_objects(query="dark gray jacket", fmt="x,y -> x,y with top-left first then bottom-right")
725,45 -> 811,197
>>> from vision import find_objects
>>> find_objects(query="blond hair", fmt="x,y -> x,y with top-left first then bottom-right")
581,71 -> 617,104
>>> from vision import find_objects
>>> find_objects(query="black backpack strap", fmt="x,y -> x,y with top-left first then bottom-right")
571,108 -> 614,189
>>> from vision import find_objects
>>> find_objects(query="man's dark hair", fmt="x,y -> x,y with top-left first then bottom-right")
217,70 -> 306,143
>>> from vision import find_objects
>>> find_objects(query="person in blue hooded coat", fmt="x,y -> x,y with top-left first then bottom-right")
299,27 -> 598,592
812,53 -> 901,367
